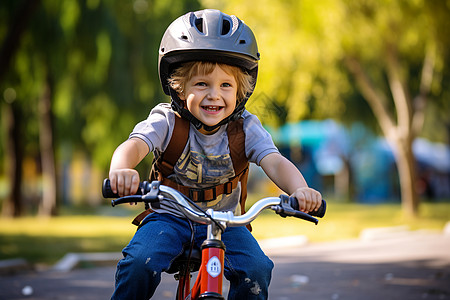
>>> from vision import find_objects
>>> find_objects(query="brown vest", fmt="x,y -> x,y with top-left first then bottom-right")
132,115 -> 250,229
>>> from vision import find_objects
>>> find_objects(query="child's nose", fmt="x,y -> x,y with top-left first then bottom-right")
207,86 -> 220,100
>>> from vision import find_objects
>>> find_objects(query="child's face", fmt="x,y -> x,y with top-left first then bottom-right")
179,65 -> 238,128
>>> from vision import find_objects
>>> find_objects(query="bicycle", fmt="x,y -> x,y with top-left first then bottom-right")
102,179 -> 326,300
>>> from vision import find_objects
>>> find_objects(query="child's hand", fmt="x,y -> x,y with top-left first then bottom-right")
109,168 -> 140,197
291,187 -> 322,214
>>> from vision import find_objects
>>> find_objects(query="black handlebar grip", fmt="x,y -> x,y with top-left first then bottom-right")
289,197 -> 326,218
309,200 -> 326,218
102,179 -> 119,198
102,179 -> 152,198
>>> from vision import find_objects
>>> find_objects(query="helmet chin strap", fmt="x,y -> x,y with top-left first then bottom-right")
169,88 -> 246,132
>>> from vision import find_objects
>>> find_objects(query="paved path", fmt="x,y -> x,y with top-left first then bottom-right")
267,230 -> 450,300
0,230 -> 449,300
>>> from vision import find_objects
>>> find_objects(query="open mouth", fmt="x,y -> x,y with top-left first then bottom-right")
202,105 -> 223,112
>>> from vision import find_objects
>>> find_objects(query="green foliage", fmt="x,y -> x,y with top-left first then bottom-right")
1,0 -> 203,175
216,0 -> 450,143
213,0 -> 356,126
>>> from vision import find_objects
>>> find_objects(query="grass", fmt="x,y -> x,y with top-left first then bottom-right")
250,201 -> 450,242
0,205 -> 138,266
0,200 -> 449,266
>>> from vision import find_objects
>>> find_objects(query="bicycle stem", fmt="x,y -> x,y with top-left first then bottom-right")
206,209 -> 227,240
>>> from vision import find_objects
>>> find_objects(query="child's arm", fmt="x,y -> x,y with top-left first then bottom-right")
260,152 -> 322,213
109,137 -> 149,197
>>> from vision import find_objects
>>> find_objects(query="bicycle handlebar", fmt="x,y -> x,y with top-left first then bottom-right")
102,179 -> 326,225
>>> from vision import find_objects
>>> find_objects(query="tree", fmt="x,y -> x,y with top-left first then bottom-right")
0,0 -> 41,217
339,0 -> 444,217
215,0 -> 450,216
0,0 -> 202,216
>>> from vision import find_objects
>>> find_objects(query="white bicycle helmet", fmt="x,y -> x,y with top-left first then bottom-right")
158,9 -> 260,131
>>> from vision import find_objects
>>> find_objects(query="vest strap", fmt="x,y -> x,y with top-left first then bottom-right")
160,167 -> 247,202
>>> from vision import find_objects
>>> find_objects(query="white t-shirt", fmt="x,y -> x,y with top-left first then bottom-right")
130,103 -> 279,215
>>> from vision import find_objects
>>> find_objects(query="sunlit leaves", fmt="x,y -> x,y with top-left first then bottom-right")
216,0 -> 351,125
91,31 -> 112,85
53,76 -> 74,120
59,0 -> 80,36
81,93 -> 119,167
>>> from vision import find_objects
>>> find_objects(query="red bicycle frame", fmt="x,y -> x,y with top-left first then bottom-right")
178,217 -> 227,300
190,240 -> 225,299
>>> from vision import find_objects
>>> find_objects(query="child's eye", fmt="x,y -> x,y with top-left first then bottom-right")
195,82 -> 207,86
222,82 -> 232,87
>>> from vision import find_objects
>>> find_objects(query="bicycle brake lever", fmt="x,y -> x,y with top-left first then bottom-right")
111,195 -> 143,207
142,181 -> 162,209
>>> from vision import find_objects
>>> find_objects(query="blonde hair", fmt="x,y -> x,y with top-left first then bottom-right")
168,61 -> 254,102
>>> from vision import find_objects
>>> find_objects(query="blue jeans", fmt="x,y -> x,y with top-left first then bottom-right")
111,213 -> 273,300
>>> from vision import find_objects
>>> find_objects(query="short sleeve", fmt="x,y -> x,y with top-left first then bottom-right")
128,103 -> 175,153
242,111 -> 279,165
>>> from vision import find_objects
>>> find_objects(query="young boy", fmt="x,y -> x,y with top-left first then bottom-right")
108,9 -> 322,299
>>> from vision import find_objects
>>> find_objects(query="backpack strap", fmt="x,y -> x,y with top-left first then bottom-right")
226,118 -> 250,223
150,114 -> 189,181
227,118 -> 248,176
134,115 -> 189,227
160,168 -> 245,201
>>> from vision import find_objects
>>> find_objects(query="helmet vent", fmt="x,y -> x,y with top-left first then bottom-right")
239,40 -> 246,44
195,18 -> 204,33
221,19 -> 231,35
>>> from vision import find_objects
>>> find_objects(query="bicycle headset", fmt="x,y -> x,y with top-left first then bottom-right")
158,9 -> 260,132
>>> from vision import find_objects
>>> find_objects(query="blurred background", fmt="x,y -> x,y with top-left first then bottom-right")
0,0 -> 449,264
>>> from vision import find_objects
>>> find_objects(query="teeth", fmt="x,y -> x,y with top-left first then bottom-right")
204,106 -> 220,111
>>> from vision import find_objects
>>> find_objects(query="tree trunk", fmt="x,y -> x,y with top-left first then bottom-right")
392,137 -> 419,217
1,101 -> 24,217
0,1 -> 41,217
344,55 -> 421,216
335,156 -> 351,201
38,74 -> 58,216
